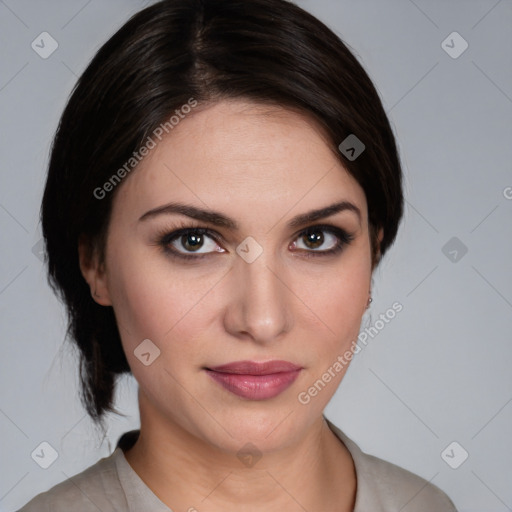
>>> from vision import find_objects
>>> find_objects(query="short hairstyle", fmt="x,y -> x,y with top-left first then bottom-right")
41,0 -> 404,430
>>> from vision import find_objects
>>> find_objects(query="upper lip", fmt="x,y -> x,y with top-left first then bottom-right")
206,360 -> 302,375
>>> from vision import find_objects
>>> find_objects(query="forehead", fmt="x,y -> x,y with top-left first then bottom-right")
112,100 -> 367,223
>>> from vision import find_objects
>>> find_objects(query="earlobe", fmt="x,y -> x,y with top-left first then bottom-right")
78,235 -> 112,306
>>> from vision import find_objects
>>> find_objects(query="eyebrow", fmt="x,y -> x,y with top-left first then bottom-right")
138,200 -> 361,230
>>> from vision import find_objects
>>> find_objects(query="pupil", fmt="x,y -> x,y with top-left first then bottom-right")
305,230 -> 323,249
183,233 -> 203,251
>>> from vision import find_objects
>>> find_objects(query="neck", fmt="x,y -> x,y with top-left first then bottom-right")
123,401 -> 356,512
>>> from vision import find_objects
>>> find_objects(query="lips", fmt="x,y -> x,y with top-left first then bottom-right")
205,360 -> 302,400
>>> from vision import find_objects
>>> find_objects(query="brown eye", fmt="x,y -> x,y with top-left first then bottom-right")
302,229 -> 325,249
296,227 -> 339,252
290,225 -> 355,258
158,227 -> 225,258
180,232 -> 205,252
170,230 -> 221,254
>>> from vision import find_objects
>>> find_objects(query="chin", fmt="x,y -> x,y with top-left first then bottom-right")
197,402 -> 311,454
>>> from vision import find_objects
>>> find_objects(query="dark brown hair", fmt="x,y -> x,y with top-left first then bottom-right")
41,0 -> 403,432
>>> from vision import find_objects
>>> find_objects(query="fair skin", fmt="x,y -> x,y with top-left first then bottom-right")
79,99 -> 382,512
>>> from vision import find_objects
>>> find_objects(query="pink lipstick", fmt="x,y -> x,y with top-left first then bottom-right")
205,360 -> 302,400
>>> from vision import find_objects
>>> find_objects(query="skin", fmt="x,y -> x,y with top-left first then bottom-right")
79,99 -> 383,512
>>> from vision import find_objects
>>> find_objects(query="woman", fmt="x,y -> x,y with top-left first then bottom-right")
18,0 -> 457,510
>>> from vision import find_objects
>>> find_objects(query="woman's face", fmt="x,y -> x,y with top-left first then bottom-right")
88,99 -> 375,453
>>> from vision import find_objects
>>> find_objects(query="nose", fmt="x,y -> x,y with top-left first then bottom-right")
223,247 -> 293,345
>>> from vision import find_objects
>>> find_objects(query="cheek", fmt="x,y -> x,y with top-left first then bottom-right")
105,246 -> 178,344
295,253 -> 370,407
107,269 -> 172,342
105,247 -> 217,368
309,284 -> 367,369
305,250 -> 371,345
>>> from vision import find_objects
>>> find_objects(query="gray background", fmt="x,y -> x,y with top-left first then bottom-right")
1,0 -> 511,511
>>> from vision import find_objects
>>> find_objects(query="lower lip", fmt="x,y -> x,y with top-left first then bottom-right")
205,369 -> 301,400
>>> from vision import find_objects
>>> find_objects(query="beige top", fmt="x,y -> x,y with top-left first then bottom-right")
17,418 -> 457,511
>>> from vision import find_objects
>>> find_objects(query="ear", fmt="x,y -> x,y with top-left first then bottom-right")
372,227 -> 384,270
78,234 -> 112,306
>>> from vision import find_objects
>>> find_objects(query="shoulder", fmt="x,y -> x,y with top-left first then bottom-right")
327,420 -> 458,511
353,448 -> 458,511
16,449 -> 125,512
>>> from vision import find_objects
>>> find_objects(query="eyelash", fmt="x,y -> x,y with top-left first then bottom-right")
154,222 -> 355,261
